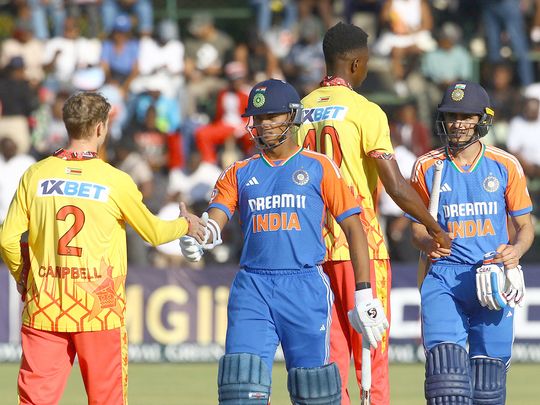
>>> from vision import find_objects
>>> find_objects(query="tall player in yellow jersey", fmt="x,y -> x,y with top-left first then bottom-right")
297,22 -> 452,405
0,92 -> 207,405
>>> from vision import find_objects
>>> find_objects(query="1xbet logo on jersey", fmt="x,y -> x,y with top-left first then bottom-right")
37,179 -> 110,202
302,105 -> 348,123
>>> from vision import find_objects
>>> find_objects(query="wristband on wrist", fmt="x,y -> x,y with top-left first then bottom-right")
356,282 -> 371,290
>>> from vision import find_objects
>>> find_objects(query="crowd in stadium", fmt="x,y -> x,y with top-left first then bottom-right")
1,0 -> 540,267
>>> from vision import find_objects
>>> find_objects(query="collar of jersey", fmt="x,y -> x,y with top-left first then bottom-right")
445,143 -> 485,173
53,148 -> 98,161
260,147 -> 302,167
320,75 -> 353,89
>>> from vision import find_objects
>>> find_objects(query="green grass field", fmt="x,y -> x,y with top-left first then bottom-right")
0,362 -> 537,404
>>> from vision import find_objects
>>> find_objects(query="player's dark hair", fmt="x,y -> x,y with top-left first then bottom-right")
323,22 -> 368,66
63,92 -> 111,139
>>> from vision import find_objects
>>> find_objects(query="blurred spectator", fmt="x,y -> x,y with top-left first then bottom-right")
184,12 -> 234,117
0,137 -> 35,223
0,56 -> 38,154
28,0 -> 66,39
413,22 -> 473,125
234,29 -> 282,82
31,90 -> 69,156
194,62 -> 251,165
168,150 -> 222,207
374,0 -> 436,96
297,0 -> 334,29
388,101 -> 432,156
42,16 -> 102,92
131,76 -> 181,136
113,136 -> 153,265
249,0 -> 298,36
281,15 -> 325,96
485,62 -> 522,147
421,22 -> 473,92
128,104 -> 168,171
100,14 -> 140,94
131,19 -> 185,99
478,0 -> 534,87
0,19 -> 45,86
102,0 -> 153,36
99,75 -> 127,142
506,83 -> 540,177
66,0 -> 102,38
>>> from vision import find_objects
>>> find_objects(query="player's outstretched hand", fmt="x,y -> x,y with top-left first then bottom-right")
348,291 -> 389,349
179,202 -> 208,244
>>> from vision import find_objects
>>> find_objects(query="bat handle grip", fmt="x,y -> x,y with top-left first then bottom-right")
361,337 -> 371,404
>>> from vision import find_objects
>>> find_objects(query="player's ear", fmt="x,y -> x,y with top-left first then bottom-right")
351,57 -> 359,73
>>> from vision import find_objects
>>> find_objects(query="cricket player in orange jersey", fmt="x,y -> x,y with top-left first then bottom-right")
0,92 -> 207,405
297,22 -> 452,405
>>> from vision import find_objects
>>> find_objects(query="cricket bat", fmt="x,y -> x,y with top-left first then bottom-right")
361,338 -> 371,405
417,159 -> 444,289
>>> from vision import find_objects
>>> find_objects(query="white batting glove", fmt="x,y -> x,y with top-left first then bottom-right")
201,212 -> 223,250
348,289 -> 389,349
503,265 -> 525,307
179,236 -> 204,262
476,251 -> 507,310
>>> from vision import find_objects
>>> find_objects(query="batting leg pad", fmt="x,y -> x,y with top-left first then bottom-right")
425,343 -> 472,405
471,357 -> 506,405
287,362 -> 341,405
218,353 -> 271,404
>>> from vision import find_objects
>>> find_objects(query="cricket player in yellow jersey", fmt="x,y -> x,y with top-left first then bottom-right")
297,22 -> 452,405
0,92 -> 207,405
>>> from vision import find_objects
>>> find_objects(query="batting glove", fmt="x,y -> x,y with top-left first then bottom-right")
476,262 -> 507,310
179,236 -> 204,262
348,289 -> 389,349
503,265 -> 525,307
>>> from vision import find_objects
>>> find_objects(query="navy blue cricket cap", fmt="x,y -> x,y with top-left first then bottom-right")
242,79 -> 301,117
438,80 -> 493,116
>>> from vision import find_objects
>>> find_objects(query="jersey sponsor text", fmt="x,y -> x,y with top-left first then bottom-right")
302,105 -> 348,123
442,201 -> 498,218
248,194 -> 307,212
37,179 -> 109,202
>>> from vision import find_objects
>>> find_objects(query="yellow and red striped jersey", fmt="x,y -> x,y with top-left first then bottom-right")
297,84 -> 393,260
0,153 -> 189,332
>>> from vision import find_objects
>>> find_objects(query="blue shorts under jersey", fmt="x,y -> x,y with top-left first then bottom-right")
225,266 -> 333,373
421,263 -> 514,365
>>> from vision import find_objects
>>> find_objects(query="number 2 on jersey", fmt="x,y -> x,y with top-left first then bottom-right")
56,205 -> 85,256
303,126 -> 343,167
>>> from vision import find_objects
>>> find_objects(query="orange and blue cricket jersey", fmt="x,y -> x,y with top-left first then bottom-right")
410,144 -> 532,364
208,146 -> 361,372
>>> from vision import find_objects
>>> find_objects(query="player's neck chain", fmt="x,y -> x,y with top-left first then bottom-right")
320,76 -> 352,89
53,148 -> 98,161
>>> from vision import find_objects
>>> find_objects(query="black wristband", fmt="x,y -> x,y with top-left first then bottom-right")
355,282 -> 371,290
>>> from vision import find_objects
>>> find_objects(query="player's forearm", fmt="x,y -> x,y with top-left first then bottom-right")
511,223 -> 534,261
388,181 -> 444,237
340,216 -> 370,284
0,228 -> 23,282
